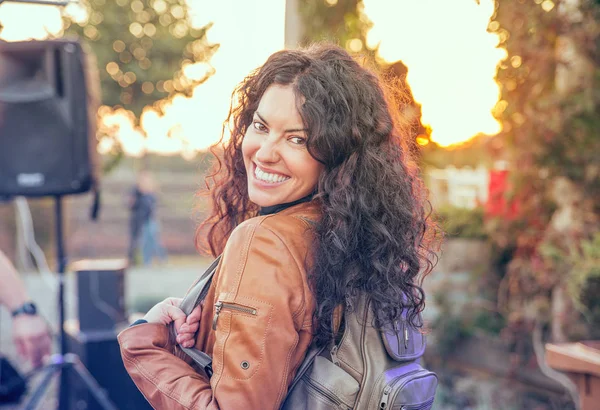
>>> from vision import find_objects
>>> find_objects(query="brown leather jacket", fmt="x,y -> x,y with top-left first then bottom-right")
118,201 -> 320,410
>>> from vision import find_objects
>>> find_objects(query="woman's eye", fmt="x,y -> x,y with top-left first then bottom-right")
289,136 -> 306,145
253,121 -> 267,132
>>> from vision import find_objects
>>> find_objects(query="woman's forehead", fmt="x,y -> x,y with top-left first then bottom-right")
255,85 -> 304,129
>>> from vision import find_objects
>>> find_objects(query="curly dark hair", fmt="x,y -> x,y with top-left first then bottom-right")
196,44 -> 441,346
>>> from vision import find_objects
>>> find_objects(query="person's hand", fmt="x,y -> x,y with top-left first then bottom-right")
176,304 -> 202,348
143,297 -> 187,330
12,315 -> 52,368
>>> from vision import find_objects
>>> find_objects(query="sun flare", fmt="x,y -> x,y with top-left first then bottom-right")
0,0 -> 504,153
363,0 -> 505,146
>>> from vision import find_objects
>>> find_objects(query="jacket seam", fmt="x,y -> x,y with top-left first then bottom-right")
275,332 -> 300,409
259,221 -> 308,321
229,222 -> 257,298
293,215 -> 317,228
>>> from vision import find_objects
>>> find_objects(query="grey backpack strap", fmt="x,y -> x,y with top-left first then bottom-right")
169,255 -> 221,378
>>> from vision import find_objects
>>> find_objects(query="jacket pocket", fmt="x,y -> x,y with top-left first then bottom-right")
211,297 -> 271,381
212,301 -> 257,330
283,356 -> 359,410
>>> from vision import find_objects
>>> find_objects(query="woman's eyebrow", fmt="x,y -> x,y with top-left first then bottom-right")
255,111 -> 308,133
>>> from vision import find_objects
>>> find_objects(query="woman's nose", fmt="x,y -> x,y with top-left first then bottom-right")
255,135 -> 280,163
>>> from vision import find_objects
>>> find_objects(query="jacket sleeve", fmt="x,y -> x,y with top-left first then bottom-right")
118,219 -> 309,410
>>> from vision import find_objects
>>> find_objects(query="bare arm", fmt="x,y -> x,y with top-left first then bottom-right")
0,250 -> 28,311
0,250 -> 52,367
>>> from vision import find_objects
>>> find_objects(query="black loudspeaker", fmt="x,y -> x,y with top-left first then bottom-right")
0,39 -> 99,197
0,355 -> 27,403
65,325 -> 153,410
72,259 -> 127,332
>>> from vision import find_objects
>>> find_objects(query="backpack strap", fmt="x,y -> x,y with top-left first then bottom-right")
169,255 -> 222,378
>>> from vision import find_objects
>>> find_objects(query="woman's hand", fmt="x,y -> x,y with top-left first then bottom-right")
13,315 -> 52,368
143,297 -> 187,329
175,304 -> 202,348
143,297 -> 202,348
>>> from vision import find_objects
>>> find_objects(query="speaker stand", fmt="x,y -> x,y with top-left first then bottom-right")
22,196 -> 118,410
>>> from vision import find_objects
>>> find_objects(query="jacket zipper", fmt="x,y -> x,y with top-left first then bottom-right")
379,369 -> 424,409
212,301 -> 257,330
304,376 -> 351,410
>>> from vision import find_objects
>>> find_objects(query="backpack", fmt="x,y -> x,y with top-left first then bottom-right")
173,257 -> 438,410
281,295 -> 438,410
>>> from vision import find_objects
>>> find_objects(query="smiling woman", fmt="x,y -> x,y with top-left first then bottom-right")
117,43 -> 441,410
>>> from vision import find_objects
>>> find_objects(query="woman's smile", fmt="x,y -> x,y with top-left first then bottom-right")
252,164 -> 291,185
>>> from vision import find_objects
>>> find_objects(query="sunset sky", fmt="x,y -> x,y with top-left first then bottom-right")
0,0 -> 504,155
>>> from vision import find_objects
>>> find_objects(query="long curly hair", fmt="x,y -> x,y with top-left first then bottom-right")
196,44 -> 441,346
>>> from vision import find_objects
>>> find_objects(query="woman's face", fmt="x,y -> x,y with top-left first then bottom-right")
242,84 -> 323,208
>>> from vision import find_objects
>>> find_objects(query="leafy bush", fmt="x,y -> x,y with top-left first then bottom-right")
567,233 -> 600,337
436,205 -> 487,240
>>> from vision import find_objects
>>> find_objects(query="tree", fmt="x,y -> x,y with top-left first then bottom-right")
488,0 -> 600,347
299,0 -> 371,52
60,0 -> 218,155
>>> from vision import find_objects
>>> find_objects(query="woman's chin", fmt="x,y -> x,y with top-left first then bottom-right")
248,191 -> 281,208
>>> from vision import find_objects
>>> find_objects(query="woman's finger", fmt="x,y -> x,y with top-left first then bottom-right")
165,297 -> 183,307
164,304 -> 186,330
185,322 -> 199,333
176,332 -> 196,348
186,304 -> 202,325
176,333 -> 194,344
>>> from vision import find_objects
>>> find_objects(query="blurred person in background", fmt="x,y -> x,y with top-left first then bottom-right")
127,171 -> 146,265
118,44 -> 440,409
0,250 -> 52,368
138,170 -> 168,266
128,169 -> 167,265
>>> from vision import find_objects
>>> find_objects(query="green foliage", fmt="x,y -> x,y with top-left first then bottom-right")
491,0 -> 600,211
430,292 -> 473,358
61,0 -> 217,121
566,233 -> 600,335
436,205 -> 487,239
471,309 -> 506,336
431,290 -> 505,359
420,135 -> 496,169
298,0 -> 372,52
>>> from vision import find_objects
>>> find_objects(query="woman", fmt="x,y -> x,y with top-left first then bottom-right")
118,44 -> 439,410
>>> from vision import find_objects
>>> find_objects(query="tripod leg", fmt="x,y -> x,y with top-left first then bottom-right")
58,361 -> 70,410
67,355 -> 119,410
22,364 -> 60,410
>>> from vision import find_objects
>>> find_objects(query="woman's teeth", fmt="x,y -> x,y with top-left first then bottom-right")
255,167 -> 290,183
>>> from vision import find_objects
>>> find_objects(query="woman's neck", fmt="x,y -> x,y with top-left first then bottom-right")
258,195 -> 313,216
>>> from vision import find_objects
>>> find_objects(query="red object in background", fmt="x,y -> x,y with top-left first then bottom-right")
486,169 -> 519,220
